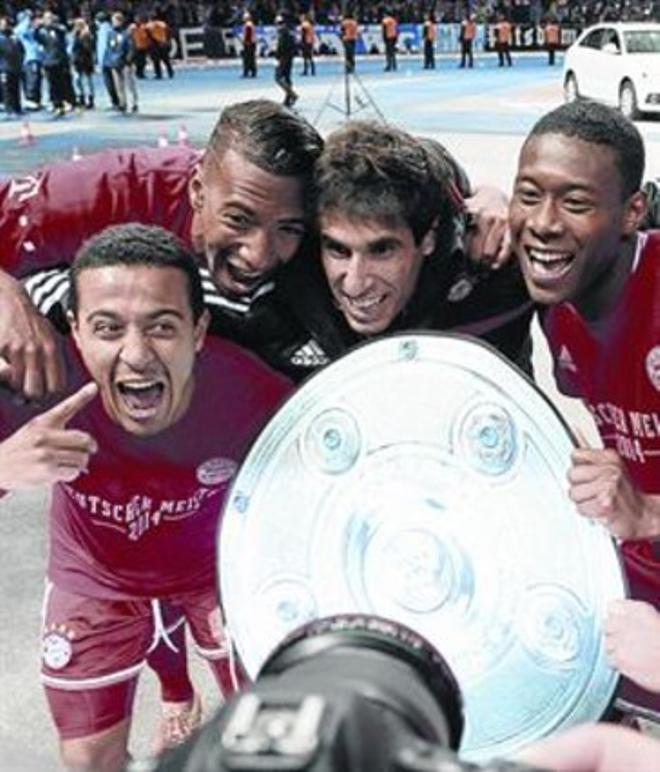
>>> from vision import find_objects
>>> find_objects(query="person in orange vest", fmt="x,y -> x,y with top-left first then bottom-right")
241,11 -> 257,77
459,11 -> 476,68
340,10 -> 358,74
130,15 -> 150,79
381,10 -> 398,71
494,13 -> 513,67
146,12 -> 173,79
544,16 -> 560,66
422,11 -> 436,70
299,13 -> 315,76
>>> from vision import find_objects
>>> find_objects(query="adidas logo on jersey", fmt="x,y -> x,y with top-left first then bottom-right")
291,339 -> 330,368
558,345 -> 577,373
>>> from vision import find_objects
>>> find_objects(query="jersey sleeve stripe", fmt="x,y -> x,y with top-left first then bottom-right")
24,269 -> 71,311
41,278 -> 71,315
23,267 -> 64,297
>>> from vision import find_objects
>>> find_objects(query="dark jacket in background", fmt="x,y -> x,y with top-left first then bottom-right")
34,22 -> 68,67
72,31 -> 94,75
0,31 -> 24,74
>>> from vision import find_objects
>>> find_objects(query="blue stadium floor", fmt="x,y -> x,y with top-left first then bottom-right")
2,51 -> 658,180
0,52 -> 602,176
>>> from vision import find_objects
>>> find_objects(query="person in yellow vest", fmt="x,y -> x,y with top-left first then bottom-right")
381,10 -> 398,71
241,11 -> 257,77
146,12 -> 174,79
130,15 -> 150,79
494,13 -> 512,67
459,11 -> 476,68
422,11 -> 436,70
299,13 -> 315,75
544,16 -> 560,66
340,10 -> 358,74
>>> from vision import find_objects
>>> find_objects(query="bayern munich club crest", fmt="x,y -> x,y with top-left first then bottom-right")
646,346 -> 660,393
196,457 -> 238,486
42,630 -> 73,670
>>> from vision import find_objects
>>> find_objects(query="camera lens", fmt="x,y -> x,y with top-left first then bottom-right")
260,613 -> 464,752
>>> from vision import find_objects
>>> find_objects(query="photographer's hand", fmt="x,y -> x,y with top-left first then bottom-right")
517,723 -> 660,772
604,599 -> 660,693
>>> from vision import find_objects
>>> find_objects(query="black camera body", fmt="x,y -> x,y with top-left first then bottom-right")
153,616 -> 546,772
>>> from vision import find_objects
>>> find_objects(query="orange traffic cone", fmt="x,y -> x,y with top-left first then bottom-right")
177,124 -> 190,147
157,126 -> 169,148
18,120 -> 36,146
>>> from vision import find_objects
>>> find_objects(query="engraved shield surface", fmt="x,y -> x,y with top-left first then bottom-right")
219,333 -> 626,762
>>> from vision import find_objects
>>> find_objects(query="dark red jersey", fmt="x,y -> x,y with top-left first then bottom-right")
0,146 -> 198,278
40,336 -> 290,600
545,232 -> 660,494
544,232 -> 660,609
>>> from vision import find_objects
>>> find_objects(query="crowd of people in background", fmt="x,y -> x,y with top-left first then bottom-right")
0,1 -> 658,44
178,0 -> 660,27
0,2 -> 175,117
0,0 -> 658,116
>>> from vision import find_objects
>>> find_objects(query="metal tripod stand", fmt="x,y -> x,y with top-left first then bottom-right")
313,59 -> 386,125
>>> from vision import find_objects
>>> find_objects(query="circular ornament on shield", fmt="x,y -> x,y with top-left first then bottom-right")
300,407 -> 362,476
454,401 -> 519,478
373,526 -> 465,614
518,584 -> 589,670
255,574 -> 318,641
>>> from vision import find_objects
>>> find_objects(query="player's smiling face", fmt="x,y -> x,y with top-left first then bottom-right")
510,133 -> 638,308
70,266 -> 208,437
190,148 -> 306,298
320,212 -> 435,336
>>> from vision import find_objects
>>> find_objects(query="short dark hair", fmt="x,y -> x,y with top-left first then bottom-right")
69,224 -> 205,321
314,122 -> 457,245
204,100 -> 324,221
205,99 -> 323,178
526,101 -> 645,199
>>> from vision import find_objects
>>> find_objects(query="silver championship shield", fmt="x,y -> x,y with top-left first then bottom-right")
218,333 -> 626,763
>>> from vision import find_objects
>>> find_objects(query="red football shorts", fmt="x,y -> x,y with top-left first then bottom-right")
41,582 -> 229,739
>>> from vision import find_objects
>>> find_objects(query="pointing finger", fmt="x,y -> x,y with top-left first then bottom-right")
41,382 -> 99,428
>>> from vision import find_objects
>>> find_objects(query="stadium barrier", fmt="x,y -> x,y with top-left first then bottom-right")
179,23 -> 581,63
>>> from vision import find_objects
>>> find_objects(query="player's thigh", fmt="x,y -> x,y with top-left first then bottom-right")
41,582 -> 153,740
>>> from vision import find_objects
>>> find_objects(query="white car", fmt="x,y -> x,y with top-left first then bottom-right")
563,22 -> 660,119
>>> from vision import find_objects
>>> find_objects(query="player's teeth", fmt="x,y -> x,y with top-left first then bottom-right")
529,249 -> 571,263
350,296 -> 381,309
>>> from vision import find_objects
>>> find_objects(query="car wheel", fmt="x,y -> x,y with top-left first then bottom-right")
564,72 -> 579,103
619,80 -> 640,120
